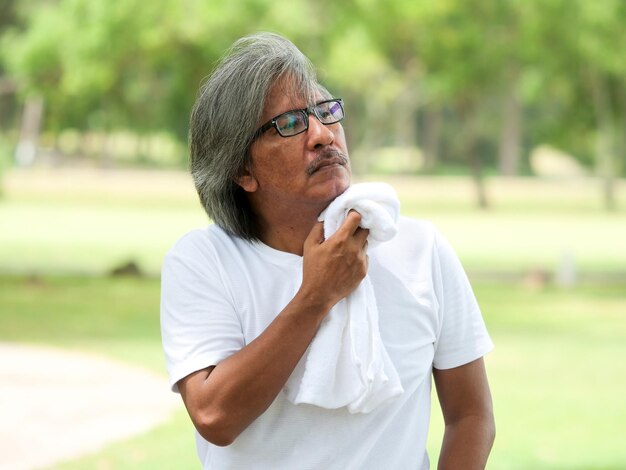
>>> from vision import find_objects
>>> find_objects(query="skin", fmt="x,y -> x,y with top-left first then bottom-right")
237,78 -> 352,255
178,77 -> 495,466
434,358 -> 495,469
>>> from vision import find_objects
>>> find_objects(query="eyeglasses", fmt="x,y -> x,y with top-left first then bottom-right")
253,98 -> 344,139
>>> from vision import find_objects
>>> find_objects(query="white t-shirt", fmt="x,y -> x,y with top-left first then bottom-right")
160,217 -> 493,469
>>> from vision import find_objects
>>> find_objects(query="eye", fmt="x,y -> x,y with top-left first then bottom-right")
276,112 -> 306,135
328,102 -> 343,118
282,114 -> 299,130
317,101 -> 343,122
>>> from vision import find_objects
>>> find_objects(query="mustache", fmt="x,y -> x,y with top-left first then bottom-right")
306,149 -> 349,176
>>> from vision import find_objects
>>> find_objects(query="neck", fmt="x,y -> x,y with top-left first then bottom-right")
255,204 -> 325,256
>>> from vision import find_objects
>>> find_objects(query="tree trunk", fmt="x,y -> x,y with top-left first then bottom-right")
469,138 -> 489,209
0,77 -> 16,96
354,97 -> 386,175
422,104 -> 442,171
498,85 -> 522,176
393,60 -> 420,172
616,80 -> 626,178
587,69 -> 616,211
394,82 -> 418,148
15,95 -> 44,166
459,100 -> 489,209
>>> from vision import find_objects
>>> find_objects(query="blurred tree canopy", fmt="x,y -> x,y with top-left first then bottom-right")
1,0 -> 625,193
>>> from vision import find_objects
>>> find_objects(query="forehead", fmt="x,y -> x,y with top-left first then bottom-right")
261,77 -> 322,121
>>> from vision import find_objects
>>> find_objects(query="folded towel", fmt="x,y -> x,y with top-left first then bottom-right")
284,182 -> 404,413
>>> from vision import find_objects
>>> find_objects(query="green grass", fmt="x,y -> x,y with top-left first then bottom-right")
3,200 -> 625,275
0,275 -> 199,469
53,408 -> 199,470
1,169 -> 625,468
0,276 -> 164,371
1,169 -> 625,276
0,199 -> 205,276
428,282 -> 626,469
1,275 -> 625,469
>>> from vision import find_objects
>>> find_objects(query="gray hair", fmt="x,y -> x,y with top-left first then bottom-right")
189,32 -> 327,240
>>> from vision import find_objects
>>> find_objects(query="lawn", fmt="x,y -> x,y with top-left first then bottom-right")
1,168 -> 625,468
1,276 -> 624,469
430,282 -> 626,469
1,168 -> 625,276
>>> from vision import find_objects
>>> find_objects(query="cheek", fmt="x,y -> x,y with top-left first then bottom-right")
333,126 -> 349,151
251,152 -> 302,185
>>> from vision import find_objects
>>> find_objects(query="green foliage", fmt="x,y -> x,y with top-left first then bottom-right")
1,0 -> 626,177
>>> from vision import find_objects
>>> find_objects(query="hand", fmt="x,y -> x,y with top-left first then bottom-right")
299,211 -> 369,311
177,213 -> 369,446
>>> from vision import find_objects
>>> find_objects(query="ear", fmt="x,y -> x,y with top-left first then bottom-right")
234,167 -> 258,193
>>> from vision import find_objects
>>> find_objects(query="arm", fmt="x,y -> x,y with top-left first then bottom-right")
433,357 -> 495,469
178,212 -> 369,446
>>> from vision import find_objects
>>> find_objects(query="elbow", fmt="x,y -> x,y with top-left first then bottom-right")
487,412 -> 496,447
207,434 -> 237,447
477,409 -> 496,451
194,409 -> 240,447
202,430 -> 236,448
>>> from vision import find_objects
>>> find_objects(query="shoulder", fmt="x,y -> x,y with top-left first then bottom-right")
163,225 -> 242,273
386,216 -> 439,253
370,216 -> 440,274
165,224 -> 236,259
395,216 -> 460,258
397,216 -> 437,238
163,225 -> 262,280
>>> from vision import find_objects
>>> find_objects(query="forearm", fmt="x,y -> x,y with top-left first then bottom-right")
433,359 -> 495,469
180,289 -> 331,445
180,216 -> 369,446
437,413 -> 495,470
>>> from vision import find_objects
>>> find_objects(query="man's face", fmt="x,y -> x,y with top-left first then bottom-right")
240,78 -> 351,217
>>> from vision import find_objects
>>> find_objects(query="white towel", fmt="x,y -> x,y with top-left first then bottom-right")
284,182 -> 404,413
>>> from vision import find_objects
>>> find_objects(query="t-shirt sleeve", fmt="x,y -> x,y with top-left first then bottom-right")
160,236 -> 244,392
431,228 -> 493,370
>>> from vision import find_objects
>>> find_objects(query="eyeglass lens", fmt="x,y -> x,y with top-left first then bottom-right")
275,100 -> 343,137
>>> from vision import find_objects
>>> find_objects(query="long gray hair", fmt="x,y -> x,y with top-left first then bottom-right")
189,32 -> 324,240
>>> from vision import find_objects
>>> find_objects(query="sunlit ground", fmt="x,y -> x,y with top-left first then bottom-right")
0,167 -> 625,469
2,168 -> 625,276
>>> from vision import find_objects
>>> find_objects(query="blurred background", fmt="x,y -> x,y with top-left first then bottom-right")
0,0 -> 625,468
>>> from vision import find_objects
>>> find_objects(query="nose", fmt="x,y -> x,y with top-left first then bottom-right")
306,115 -> 335,149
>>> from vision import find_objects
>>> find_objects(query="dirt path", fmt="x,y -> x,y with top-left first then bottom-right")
0,343 -> 181,470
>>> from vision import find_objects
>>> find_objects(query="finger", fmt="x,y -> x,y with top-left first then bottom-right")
354,226 -> 369,246
335,210 -> 362,237
305,221 -> 325,246
357,250 -> 369,278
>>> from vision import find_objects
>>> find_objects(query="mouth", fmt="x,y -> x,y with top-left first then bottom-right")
306,150 -> 349,176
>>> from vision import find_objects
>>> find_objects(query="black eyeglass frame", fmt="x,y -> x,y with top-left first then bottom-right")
252,98 -> 344,140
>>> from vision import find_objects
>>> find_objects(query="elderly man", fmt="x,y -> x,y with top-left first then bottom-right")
161,32 -> 494,469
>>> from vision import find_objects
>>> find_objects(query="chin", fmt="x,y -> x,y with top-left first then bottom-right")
308,164 -> 351,201
325,174 -> 351,201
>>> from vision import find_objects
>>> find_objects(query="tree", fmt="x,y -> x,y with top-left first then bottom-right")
1,0 -> 623,209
